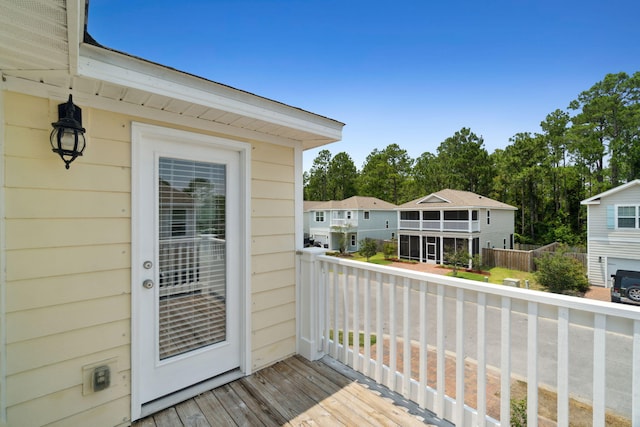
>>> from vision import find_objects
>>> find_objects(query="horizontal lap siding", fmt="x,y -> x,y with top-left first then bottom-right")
3,92 -> 302,424
251,142 -> 297,371
3,92 -> 132,426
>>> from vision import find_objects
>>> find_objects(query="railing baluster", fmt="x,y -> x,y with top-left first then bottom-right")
332,263 -> 339,359
376,271 -> 384,384
477,292 -> 487,426
527,302 -> 538,427
557,307 -> 569,426
352,267 -> 360,371
389,274 -> 397,391
403,277 -> 411,398
436,284 -> 445,416
322,260 -> 330,354
364,269 -> 371,377
341,265 -> 349,363
633,320 -> 640,426
419,280 -> 428,408
455,288 -> 465,426
500,296 -> 511,424
593,313 -> 606,427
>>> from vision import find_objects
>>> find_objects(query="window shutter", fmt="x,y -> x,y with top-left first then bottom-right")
606,205 -> 615,229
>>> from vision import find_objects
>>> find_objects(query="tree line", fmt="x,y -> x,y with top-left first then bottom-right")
304,72 -> 640,246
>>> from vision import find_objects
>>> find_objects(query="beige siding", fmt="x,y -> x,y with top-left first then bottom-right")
3,91 -> 302,425
250,141 -> 297,371
3,92 -> 133,426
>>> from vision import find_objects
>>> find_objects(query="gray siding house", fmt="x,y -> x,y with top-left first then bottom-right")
581,179 -> 640,287
397,189 -> 516,264
304,196 -> 397,252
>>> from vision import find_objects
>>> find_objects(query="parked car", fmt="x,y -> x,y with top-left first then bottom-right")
611,270 -> 640,305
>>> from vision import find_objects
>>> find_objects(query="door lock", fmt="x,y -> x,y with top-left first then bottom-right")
142,279 -> 154,289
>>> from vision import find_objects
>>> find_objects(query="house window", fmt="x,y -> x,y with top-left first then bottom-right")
350,234 -> 357,246
617,205 -> 639,229
346,211 -> 352,220
385,220 -> 389,229
487,210 -> 491,225
315,211 -> 325,222
364,211 -> 370,220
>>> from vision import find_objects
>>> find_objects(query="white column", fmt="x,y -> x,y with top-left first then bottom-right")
296,248 -> 327,361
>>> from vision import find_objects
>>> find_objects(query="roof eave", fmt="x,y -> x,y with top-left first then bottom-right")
77,43 -> 344,146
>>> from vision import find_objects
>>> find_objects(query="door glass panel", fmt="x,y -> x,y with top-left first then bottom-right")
158,157 -> 227,360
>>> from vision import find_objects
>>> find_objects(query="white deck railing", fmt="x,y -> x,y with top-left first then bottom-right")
297,249 -> 640,427
399,219 -> 480,232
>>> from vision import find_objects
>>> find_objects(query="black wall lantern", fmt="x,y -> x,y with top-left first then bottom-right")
50,94 -> 86,169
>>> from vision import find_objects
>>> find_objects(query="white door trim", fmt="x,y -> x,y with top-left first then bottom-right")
130,122 -> 251,420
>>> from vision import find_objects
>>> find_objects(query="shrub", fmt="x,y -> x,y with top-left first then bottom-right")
510,397 -> 527,427
382,239 -> 397,259
534,245 -> 589,295
358,238 -> 378,262
444,249 -> 470,277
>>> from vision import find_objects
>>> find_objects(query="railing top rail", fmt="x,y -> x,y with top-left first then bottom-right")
310,252 -> 640,321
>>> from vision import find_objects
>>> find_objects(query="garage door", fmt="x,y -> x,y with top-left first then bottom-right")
608,257 -> 640,283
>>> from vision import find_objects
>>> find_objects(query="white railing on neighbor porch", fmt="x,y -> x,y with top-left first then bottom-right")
297,249 -> 640,427
399,219 -> 480,232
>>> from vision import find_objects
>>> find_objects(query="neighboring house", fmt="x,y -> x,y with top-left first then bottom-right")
304,196 -> 398,252
397,189 -> 516,264
581,179 -> 640,287
0,2 -> 343,426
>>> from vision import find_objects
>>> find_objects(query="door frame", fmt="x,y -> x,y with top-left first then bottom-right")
130,122 -> 251,420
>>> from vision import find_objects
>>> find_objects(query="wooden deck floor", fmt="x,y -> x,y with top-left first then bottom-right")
133,355 -> 449,427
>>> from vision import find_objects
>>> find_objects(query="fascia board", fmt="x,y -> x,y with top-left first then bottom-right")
66,0 -> 85,75
581,179 -> 640,205
77,44 -> 343,141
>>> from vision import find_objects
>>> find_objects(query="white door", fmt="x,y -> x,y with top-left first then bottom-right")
132,125 -> 244,416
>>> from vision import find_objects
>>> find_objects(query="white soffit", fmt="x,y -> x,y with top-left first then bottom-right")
77,44 -> 343,147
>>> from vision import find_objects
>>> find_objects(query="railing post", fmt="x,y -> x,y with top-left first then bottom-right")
297,248 -> 327,361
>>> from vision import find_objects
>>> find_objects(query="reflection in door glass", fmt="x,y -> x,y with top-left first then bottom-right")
157,157 -> 227,360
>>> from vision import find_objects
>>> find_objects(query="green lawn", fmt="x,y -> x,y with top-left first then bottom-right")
350,252 -> 393,265
449,267 -> 541,289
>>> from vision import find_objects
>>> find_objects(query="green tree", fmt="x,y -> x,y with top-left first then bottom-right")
306,150 -> 332,200
534,246 -> 589,295
358,238 -> 378,261
331,223 -> 352,254
411,152 -> 448,197
358,144 -> 414,204
568,72 -> 640,191
327,152 -> 358,200
435,128 -> 493,195
383,239 -> 397,259
444,249 -> 469,277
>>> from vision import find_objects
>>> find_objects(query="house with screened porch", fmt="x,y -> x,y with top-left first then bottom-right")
2,2 -> 639,427
397,189 -> 517,265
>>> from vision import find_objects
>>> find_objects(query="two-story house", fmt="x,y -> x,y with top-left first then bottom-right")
397,189 -> 516,265
304,196 -> 397,252
581,179 -> 640,287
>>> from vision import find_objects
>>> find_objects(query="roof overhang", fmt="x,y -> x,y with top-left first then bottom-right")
0,0 -> 344,149
581,180 -> 640,206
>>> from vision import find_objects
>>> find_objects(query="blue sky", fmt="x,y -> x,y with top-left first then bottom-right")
88,1 -> 640,172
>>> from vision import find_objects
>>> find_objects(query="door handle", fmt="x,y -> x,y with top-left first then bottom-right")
142,279 -> 154,289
